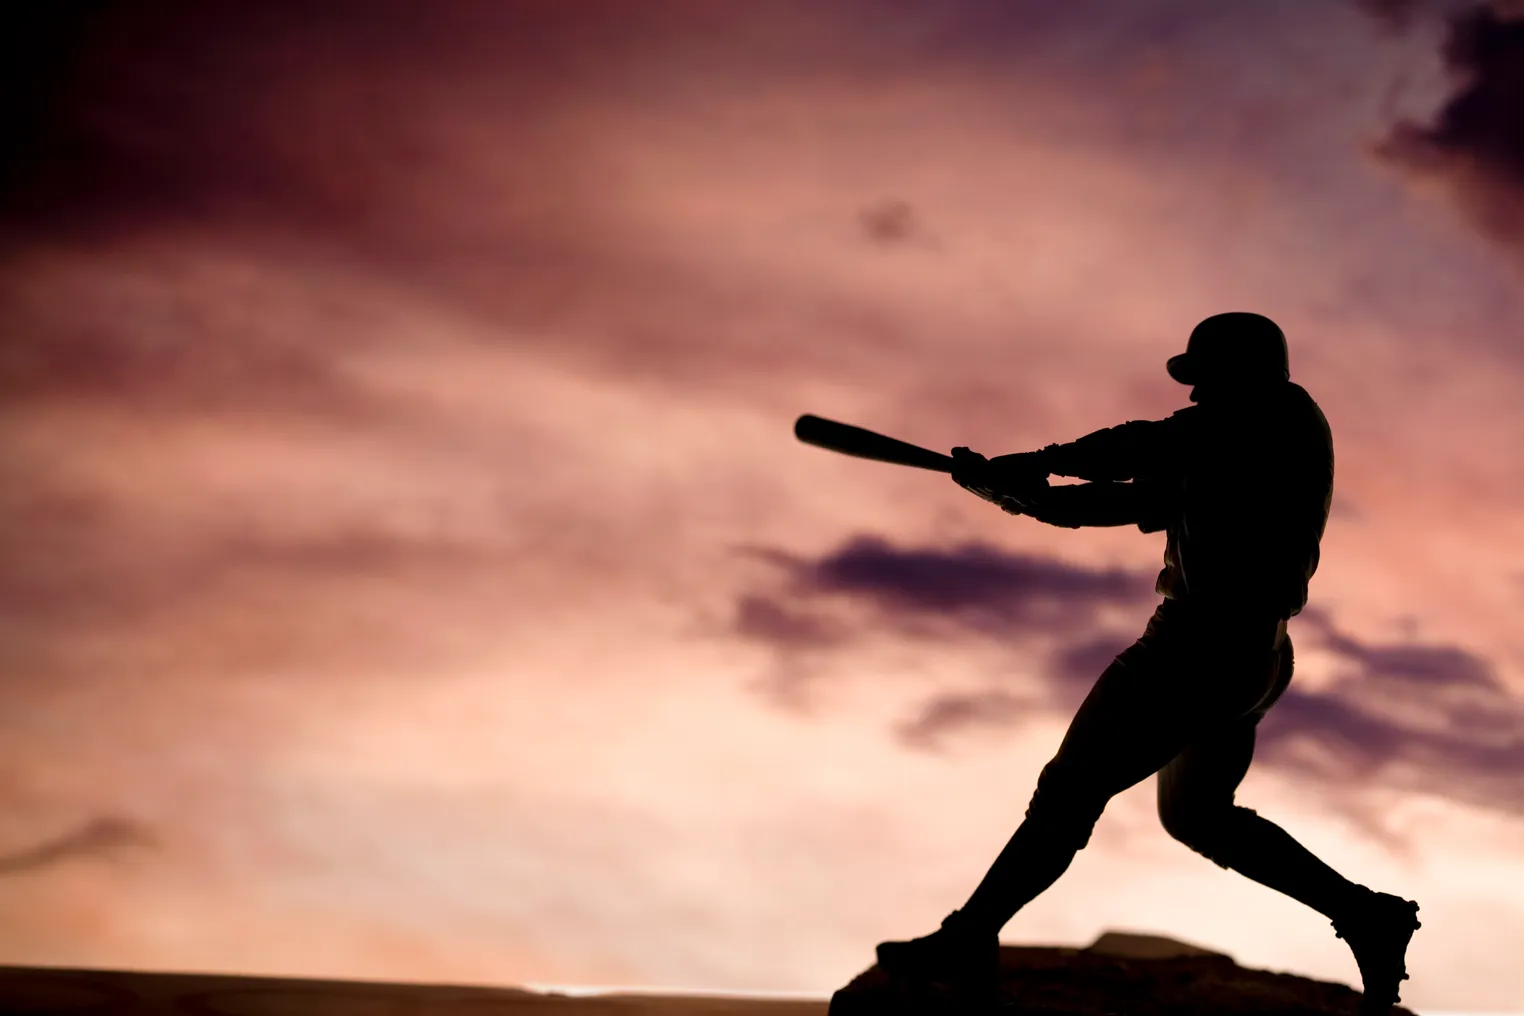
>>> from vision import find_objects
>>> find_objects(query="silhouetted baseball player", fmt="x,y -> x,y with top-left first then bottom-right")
874,313 -> 1420,1015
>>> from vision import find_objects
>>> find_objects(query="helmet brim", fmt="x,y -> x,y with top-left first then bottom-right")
1166,353 -> 1195,385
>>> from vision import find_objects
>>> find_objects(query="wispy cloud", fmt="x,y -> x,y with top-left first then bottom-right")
0,817 -> 155,877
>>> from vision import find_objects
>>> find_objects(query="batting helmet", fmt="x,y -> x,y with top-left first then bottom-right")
1166,313 -> 1290,386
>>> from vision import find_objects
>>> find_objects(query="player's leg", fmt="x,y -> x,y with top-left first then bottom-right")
1156,638 -> 1421,1014
952,640 -> 1207,935
927,607 -> 1286,937
1156,713 -> 1365,920
876,604 -> 1275,992
874,639 -> 1190,996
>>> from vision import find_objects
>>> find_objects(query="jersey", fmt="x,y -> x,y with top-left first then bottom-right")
1024,381 -> 1334,620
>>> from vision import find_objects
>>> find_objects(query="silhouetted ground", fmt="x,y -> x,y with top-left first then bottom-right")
830,931 -> 1414,1015
0,965 -> 823,1015
0,932 -> 1412,1015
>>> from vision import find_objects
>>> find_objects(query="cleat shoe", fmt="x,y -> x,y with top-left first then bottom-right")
875,908 -> 1000,1003
1331,888 -> 1421,1015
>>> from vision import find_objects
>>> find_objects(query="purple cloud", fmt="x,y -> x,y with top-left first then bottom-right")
1378,5 -> 1524,249
754,535 -> 1152,636
734,533 -> 1154,727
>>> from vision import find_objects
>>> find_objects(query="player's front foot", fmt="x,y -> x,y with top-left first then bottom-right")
1330,887 -> 1421,1015
875,908 -> 1000,1004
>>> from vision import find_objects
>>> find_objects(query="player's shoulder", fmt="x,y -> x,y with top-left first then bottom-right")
1284,381 -> 1320,407
1279,381 -> 1329,423
1285,381 -> 1333,442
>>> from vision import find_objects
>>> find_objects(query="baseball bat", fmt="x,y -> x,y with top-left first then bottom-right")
794,414 -> 955,472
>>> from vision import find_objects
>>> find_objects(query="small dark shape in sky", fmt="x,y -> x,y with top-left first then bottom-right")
0,816 -> 155,877
860,199 -> 922,245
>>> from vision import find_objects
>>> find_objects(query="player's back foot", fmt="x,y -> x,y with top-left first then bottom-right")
1331,887 -> 1421,1015
875,909 -> 999,1004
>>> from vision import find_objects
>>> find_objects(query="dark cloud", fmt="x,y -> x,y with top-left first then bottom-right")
0,0 -> 1001,419
0,816 -> 154,877
1378,4 -> 1524,248
732,595 -> 846,650
736,534 -> 1153,718
0,0 -> 431,417
0,5 -> 143,194
1,0 -> 310,234
0,0 -> 647,414
0,0 -> 577,235
755,535 -> 1152,637
0,1 -> 968,242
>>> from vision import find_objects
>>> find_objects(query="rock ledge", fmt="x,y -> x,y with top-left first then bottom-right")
828,930 -> 1414,1015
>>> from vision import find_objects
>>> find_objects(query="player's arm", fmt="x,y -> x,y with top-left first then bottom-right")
1004,478 -> 1175,530
950,448 -> 1177,530
997,409 -> 1197,482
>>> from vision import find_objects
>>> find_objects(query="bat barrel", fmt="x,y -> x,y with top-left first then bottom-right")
794,414 -> 955,472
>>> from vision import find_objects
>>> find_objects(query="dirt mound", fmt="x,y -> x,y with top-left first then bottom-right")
828,930 -> 1414,1015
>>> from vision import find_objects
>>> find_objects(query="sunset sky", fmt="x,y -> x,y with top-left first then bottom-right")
4,1 -> 1524,1011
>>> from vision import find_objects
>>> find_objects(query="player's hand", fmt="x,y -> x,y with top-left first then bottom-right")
987,451 -> 1051,514
986,451 -> 1050,482
954,447 -> 1053,515
951,447 -> 1004,505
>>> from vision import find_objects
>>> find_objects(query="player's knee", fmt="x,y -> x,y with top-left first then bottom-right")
1026,803 -> 1103,852
1159,785 -> 1218,839
1159,799 -> 1254,868
1159,804 -> 1210,853
1025,763 -> 1108,850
